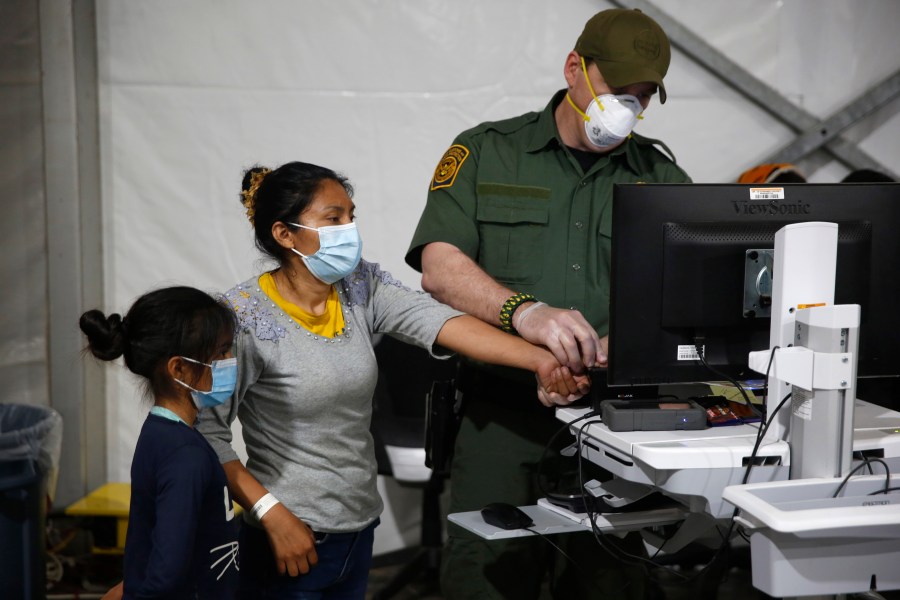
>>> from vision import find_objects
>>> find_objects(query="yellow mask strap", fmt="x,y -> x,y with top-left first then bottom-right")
565,92 -> 590,122
580,56 -> 605,111
577,56 -> 647,121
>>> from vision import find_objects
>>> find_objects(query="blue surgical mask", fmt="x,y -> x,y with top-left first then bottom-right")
174,356 -> 237,410
288,221 -> 363,284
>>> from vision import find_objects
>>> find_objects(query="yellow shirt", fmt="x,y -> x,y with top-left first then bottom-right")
258,272 -> 345,338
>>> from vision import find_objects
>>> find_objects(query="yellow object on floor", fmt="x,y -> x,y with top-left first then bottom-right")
66,482 -> 131,554
65,482 -> 244,555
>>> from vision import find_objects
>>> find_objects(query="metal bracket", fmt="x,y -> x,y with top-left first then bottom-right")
743,249 -> 773,318
749,347 -> 854,392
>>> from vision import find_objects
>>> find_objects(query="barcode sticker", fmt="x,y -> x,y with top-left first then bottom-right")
677,345 -> 703,361
749,187 -> 785,200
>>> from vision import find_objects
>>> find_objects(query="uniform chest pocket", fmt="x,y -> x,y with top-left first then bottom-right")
475,183 -> 551,285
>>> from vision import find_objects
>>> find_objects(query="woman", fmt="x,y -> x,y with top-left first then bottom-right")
81,286 -> 240,599
197,161 -> 587,598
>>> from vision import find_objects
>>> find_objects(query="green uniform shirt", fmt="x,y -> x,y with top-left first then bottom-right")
407,89 -> 691,340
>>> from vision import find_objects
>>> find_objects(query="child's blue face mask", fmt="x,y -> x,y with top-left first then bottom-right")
175,356 -> 237,409
288,221 -> 363,284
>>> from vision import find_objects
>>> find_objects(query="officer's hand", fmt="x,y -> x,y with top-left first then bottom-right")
514,303 -> 604,374
261,503 -> 319,576
597,335 -> 609,367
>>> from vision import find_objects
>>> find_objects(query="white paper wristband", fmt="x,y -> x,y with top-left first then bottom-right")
251,492 -> 280,521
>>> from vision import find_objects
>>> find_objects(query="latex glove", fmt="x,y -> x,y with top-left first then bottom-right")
514,302 -> 605,374
597,335 -> 609,368
261,503 -> 319,576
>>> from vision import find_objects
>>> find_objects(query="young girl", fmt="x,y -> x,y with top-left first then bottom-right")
81,286 -> 240,600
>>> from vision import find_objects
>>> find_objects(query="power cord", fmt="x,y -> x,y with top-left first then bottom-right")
523,521 -> 639,597
832,458 -> 891,498
611,345 -> 789,586
693,341 -> 765,421
535,409 -> 601,506
743,390 -> 792,485
536,410 -> 691,586
544,363 -> 780,587
854,451 -> 876,475
536,349 -> 794,591
573,420 -> 697,583
520,524 -> 593,581
530,408 -> 642,595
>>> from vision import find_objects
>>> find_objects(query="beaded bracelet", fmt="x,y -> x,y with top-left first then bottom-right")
499,292 -> 537,333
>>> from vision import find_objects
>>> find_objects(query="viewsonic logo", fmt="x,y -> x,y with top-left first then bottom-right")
732,199 -> 812,216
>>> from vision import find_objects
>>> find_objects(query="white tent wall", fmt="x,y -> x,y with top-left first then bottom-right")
1,2 -> 46,409
2,0 -> 106,507
3,0 -> 898,556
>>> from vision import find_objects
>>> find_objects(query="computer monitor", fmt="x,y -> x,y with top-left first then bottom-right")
607,183 -> 900,401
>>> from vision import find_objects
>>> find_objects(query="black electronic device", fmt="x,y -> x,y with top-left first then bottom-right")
600,399 -> 707,431
480,502 -> 534,530
607,183 -> 900,403
588,367 -> 659,412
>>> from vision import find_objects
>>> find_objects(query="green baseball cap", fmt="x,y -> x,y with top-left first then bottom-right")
574,8 -> 671,103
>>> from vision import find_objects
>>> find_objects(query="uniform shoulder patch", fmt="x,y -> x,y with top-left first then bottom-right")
430,144 -> 470,191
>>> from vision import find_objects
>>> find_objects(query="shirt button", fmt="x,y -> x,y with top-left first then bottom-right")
572,264 -> 581,271
575,221 -> 584,229
580,181 -> 588,187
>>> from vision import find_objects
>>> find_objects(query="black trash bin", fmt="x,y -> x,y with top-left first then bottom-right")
0,403 -> 63,600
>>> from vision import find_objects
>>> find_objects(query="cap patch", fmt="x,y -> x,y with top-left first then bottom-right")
431,144 -> 470,191
634,30 -> 661,59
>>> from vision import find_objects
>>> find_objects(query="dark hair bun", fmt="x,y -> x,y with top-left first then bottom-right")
79,309 -> 126,361
241,166 -> 269,193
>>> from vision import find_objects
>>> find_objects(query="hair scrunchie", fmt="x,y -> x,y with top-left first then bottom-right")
240,168 -> 272,226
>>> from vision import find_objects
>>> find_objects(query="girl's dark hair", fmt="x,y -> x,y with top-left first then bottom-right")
79,286 -> 236,398
241,161 -> 353,261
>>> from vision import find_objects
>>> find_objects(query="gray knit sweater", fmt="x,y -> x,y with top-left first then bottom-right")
197,260 -> 461,533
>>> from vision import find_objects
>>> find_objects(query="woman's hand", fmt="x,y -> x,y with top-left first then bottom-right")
100,581 -> 124,600
260,503 -> 319,576
220,461 -> 318,576
535,360 -> 591,407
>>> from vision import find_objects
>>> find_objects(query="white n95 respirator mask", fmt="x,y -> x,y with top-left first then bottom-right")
566,57 -> 644,150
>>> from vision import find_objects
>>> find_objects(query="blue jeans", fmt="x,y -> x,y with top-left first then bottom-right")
238,518 -> 378,600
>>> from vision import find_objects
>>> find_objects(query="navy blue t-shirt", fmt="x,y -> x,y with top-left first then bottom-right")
123,414 -> 239,599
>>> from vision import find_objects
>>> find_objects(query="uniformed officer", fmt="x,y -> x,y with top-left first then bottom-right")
406,8 -> 691,599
